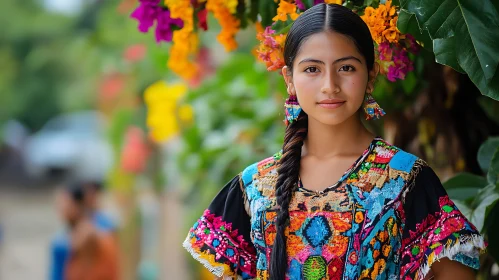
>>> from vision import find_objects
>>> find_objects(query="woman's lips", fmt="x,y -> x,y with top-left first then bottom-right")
317,99 -> 345,109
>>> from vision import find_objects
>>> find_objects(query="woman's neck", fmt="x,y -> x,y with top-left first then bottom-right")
302,113 -> 374,159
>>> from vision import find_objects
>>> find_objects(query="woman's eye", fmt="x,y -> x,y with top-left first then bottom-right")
339,65 -> 355,72
305,67 -> 319,73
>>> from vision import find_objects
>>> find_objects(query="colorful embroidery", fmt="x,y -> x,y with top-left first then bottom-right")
184,138 -> 486,279
183,209 -> 257,279
400,195 -> 485,279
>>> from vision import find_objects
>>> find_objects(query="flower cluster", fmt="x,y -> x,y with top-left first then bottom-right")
378,35 -> 418,81
361,0 -> 400,44
164,0 -> 199,80
130,0 -> 419,82
256,24 -> 287,71
273,1 -> 300,22
361,0 -> 419,81
256,1 -> 300,72
130,0 -> 183,43
144,80 -> 193,143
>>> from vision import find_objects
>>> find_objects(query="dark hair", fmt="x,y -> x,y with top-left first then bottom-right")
66,181 -> 85,205
271,4 -> 375,279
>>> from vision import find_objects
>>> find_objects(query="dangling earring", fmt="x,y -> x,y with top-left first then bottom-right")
284,94 -> 302,126
363,92 -> 386,120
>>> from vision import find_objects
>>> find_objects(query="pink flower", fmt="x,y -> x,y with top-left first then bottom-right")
378,42 -> 392,61
378,44 -> 414,82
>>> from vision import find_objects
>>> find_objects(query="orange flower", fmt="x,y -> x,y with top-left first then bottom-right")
325,0 -> 343,4
360,0 -> 402,44
164,0 -> 199,79
273,0 -> 300,22
207,0 -> 240,51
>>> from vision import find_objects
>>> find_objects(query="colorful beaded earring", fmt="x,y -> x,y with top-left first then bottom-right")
363,92 -> 386,120
284,94 -> 302,126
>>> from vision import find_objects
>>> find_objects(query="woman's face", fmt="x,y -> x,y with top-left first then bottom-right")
283,31 -> 377,126
55,191 -> 83,225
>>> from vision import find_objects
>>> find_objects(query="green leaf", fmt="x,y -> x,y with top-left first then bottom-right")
433,37 -> 464,73
400,0 -> 499,100
259,0 -> 278,27
236,0 -> 248,29
443,172 -> 488,200
397,9 -> 433,52
469,184 -> 499,232
271,18 -> 293,34
247,0 -> 259,23
488,147 -> 499,185
482,197 -> 499,261
478,137 -> 499,173
443,172 -> 489,189
478,96 -> 499,125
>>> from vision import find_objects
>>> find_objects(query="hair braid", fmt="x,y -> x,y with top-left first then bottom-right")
270,112 -> 308,279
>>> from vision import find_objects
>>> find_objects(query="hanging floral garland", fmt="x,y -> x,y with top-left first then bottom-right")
131,0 -> 419,81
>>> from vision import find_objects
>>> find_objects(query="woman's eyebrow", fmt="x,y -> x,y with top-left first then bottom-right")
333,56 -> 362,64
298,56 -> 362,65
298,58 -> 325,65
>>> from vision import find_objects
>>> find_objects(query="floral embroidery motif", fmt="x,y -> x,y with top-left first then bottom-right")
183,209 -> 256,279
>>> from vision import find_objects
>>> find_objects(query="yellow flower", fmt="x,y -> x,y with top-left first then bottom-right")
272,0 -> 300,22
225,0 -> 238,14
144,81 -> 193,143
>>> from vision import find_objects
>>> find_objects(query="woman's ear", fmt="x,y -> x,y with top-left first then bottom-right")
367,62 -> 380,93
282,66 -> 295,95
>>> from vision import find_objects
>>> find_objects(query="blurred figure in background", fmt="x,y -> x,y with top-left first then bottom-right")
50,181 -> 118,280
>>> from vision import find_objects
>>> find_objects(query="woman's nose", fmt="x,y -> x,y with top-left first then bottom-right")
320,72 -> 340,94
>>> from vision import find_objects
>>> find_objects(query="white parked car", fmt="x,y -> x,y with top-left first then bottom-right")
22,111 -> 113,181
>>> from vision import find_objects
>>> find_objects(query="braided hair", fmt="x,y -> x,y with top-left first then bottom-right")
270,4 -> 375,279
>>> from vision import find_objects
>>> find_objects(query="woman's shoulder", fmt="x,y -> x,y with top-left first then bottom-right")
241,151 -> 282,186
373,138 -> 428,175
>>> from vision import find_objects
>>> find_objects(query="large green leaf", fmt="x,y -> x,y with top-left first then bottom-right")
400,0 -> 499,100
396,9 -> 433,52
443,172 -> 488,200
478,137 -> 499,173
488,148 -> 499,185
468,184 -> 499,232
482,197 -> 499,261
478,96 -> 499,125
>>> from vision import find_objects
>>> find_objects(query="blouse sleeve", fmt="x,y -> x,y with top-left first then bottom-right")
183,175 -> 257,279
400,164 -> 487,279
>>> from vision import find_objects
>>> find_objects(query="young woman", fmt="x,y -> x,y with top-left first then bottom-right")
183,3 -> 486,279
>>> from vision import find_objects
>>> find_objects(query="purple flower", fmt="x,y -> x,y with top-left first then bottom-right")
131,0 -> 161,33
295,0 -> 306,10
314,0 -> 323,5
378,42 -> 392,61
404,34 -> 420,54
386,48 -> 414,81
155,9 -> 184,43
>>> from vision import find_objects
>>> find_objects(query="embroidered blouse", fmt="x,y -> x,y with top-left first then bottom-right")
183,137 -> 486,279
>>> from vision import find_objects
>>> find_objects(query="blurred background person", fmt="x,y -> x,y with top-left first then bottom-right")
50,181 -> 118,280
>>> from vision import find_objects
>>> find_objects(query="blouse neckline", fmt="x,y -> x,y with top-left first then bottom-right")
298,136 -> 381,195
